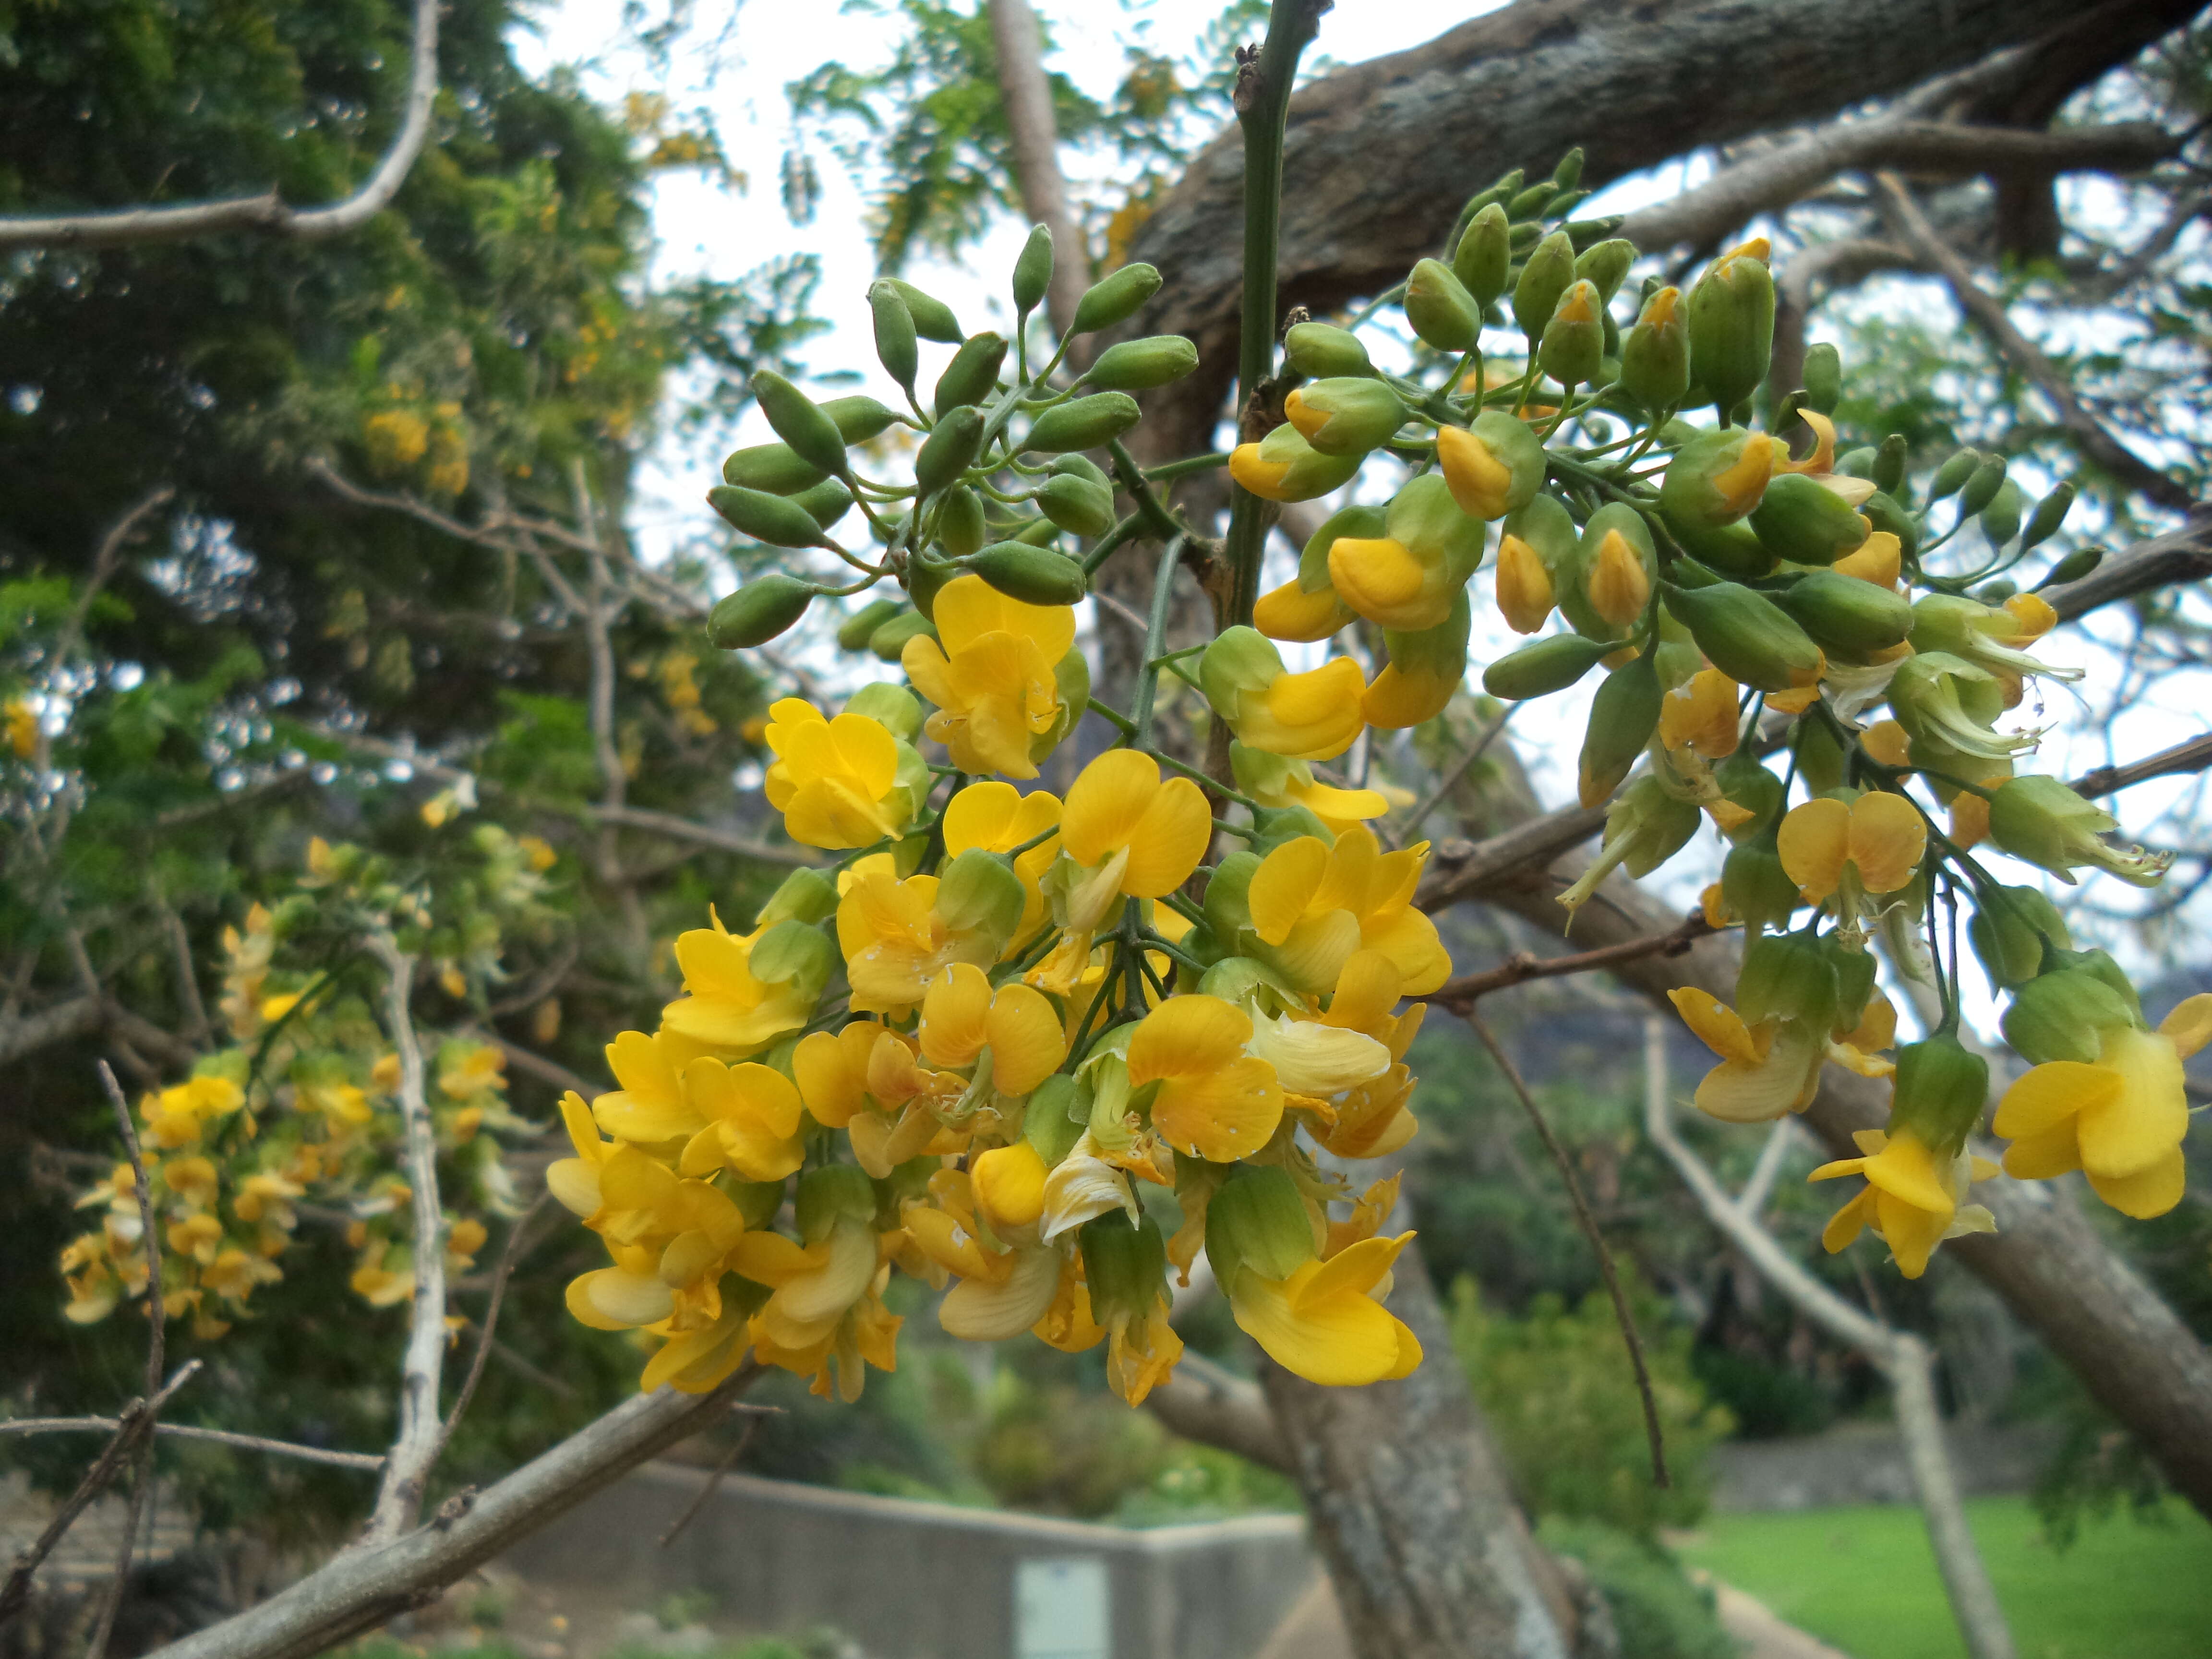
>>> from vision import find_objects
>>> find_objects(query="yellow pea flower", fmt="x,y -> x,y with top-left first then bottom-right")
1254,577 -> 1355,643
919,962 -> 1068,1096
942,780 -> 1061,947
1201,627 -> 1368,762
902,575 -> 1078,780
1658,667 -> 1741,759
676,1058 -> 807,1183
1308,951 -> 1426,1158
1050,750 -> 1212,933
589,1030 -> 698,1142
1040,1128 -> 1143,1242
836,866 -> 1006,1014
1232,743 -> 1390,840
1246,828 -> 1451,996
1776,790 -> 1926,910
792,1020 -> 890,1128
1227,1232 -> 1423,1386
738,1214 -> 902,1401
1126,995 -> 1285,1162
1810,1126 -> 1996,1279
762,699 -> 925,849
1493,532 -> 1556,634
1993,995 -> 2212,1219
659,917 -> 821,1055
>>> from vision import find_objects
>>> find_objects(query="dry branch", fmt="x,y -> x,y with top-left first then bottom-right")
0,1422 -> 384,1474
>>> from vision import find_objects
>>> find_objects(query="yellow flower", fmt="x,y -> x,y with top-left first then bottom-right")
737,1216 -> 902,1401
1833,530 -> 1902,588
762,699 -> 922,849
1246,827 -> 1451,996
1127,995 -> 1285,1162
1993,996 -> 2212,1218
1493,532 -> 1556,634
902,575 -> 1077,780
1238,656 -> 1368,761
4,697 -> 37,758
546,1091 -> 616,1216
677,1058 -> 807,1183
1308,950 -> 1426,1159
837,866 -> 1003,1014
1233,743 -> 1389,840
1226,1232 -> 1423,1386
1253,577 -> 1355,643
1669,964 -> 1893,1122
919,962 -> 1068,1096
1810,1126 -> 1996,1279
1051,750 -> 1212,932
1657,667 -> 1741,759
1776,791 -> 1925,906
942,780 -> 1061,946
659,915 -> 820,1053
1585,527 -> 1652,630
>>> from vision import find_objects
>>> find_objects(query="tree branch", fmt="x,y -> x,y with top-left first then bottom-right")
587,804 -> 820,868
0,1421 -> 384,1473
1873,170 -> 2196,512
985,0 -> 1092,342
2070,732 -> 2212,798
0,0 -> 441,253
2045,507 -> 2212,620
1420,914 -> 1715,1008
1142,1353 -> 1291,1475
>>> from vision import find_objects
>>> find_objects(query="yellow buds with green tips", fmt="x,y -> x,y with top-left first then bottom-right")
1538,278 -> 1605,389
1284,377 -> 1408,457
1437,410 -> 1545,521
1230,421 -> 1364,503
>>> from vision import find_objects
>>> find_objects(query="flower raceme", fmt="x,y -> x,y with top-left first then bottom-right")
902,575 -> 1084,781
762,696 -> 929,850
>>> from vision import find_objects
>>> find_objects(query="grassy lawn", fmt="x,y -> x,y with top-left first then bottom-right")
1674,1496 -> 2212,1659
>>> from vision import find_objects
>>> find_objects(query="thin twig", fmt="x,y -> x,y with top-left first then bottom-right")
1462,1010 -> 1670,1489
0,1421 -> 384,1472
435,1191 -> 553,1460
1392,707 -> 1516,849
1420,914 -> 1715,1008
98,1063 -> 165,1401
2069,731 -> 2212,799
657,1416 -> 763,1549
588,803 -> 820,868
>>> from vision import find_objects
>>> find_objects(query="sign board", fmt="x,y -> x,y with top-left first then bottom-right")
1014,1555 -> 1111,1659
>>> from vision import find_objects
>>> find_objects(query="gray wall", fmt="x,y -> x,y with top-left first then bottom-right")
500,1464 -> 1312,1659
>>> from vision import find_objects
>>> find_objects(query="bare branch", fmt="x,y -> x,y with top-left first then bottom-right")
588,803 -> 821,868
1143,1353 -> 1291,1475
360,932 -> 447,1546
1415,804 -> 1608,914
0,0 -> 440,253
2071,732 -> 2212,799
1421,915 -> 1716,1008
1621,120 -> 2176,254
985,0 -> 1092,342
2045,507 -> 2212,620
0,996 -> 107,1068
0,1421 -> 384,1473
435,1193 -> 553,1461
1391,707 -> 1515,850
1873,170 -> 2196,513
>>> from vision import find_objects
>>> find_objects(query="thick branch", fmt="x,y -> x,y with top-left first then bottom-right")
0,0 -> 440,253
2044,507 -> 2212,620
985,0 -> 1091,342
1143,1354 -> 1290,1475
2071,732 -> 2212,798
1420,914 -> 1713,1007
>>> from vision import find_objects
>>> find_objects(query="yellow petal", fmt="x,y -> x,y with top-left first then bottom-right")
985,983 -> 1068,1094
972,1142 -> 1049,1233
1861,719 -> 1911,767
1820,1187 -> 1875,1254
1331,537 -> 1452,632
940,1244 -> 1062,1340
1494,533 -> 1555,634
1361,661 -> 1459,730
1122,776 -> 1213,897
2077,1027 -> 2188,1179
1875,1186 -> 1953,1278
1249,835 -> 1329,946
2085,1146 -> 2187,1219
1231,1259 -> 1411,1386
920,962 -> 993,1068
1994,1060 -> 2116,1141
1255,578 -> 1353,644
2000,1122 -> 2082,1180
932,573 -> 1075,662
1845,790 -> 1926,894
1777,798 -> 1851,903
1669,987 -> 1761,1065
566,1266 -> 674,1331
1062,749 -> 1163,866
1859,1131 -> 1955,1214
2159,992 -> 2212,1060
1833,529 -> 1901,588
1586,529 -> 1651,629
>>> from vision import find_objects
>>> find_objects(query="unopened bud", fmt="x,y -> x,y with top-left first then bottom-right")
1659,429 -> 1775,533
1493,530 -> 1557,635
1283,321 -> 1372,380
1404,258 -> 1482,353
2037,544 -> 2103,589
1084,334 -> 1200,392
1024,392 -> 1142,455
1483,632 -> 1611,699
1513,230 -> 1577,342
1803,343 -> 1841,415
1012,223 -> 1055,318
752,370 -> 851,480
1069,263 -> 1163,336
1437,410 -> 1544,521
868,278 -> 919,391
708,575 -> 817,648
1575,503 -> 1656,634
1662,580 -> 1823,693
933,332 -> 1008,417
869,608 -> 937,661
1538,279 -> 1605,388
1577,648 -> 1661,807
1037,472 -> 1115,538
1686,240 -> 1775,416
1770,570 -> 1913,658
936,485 -> 987,559
1230,422 -> 1363,503
837,597 -> 905,653
968,542 -> 1086,607
1750,474 -> 1872,566
722,442 -> 825,496
708,484 -> 830,550
1978,479 -> 2023,549
1970,883 -> 2071,989
889,278 -> 962,343
1619,285 -> 1690,412
1285,378 -> 1408,457
914,405 -> 985,496
1958,454 -> 2008,517
1453,203 -> 1514,308
792,477 -> 854,533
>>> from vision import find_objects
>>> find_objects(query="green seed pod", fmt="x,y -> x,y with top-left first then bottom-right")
1508,221 -> 1541,251
751,370 -> 850,479
867,278 -> 918,392
1513,230 -> 1577,342
1481,632 -> 1613,699
1769,569 -> 1915,658
968,542 -> 1086,607
914,406 -> 985,497
1049,453 -> 1110,488
1085,334 -> 1200,392
821,396 -> 900,444
1750,473 -> 1872,565
1618,285 -> 1689,412
1462,170 -> 1524,217
905,554 -> 951,621
1552,147 -> 1585,191
1572,238 -> 1635,304
1869,433 -> 1907,498
721,442 -> 825,496
1284,321 -> 1372,380
1024,392 -> 1142,454
889,278 -> 962,343
1069,263 -> 1162,336
1538,279 -> 1604,389
2036,544 -> 2104,589
1506,181 -> 1559,220
1860,489 -> 1920,560
936,485 -> 987,559
707,484 -> 829,549
869,608 -> 937,661
1012,223 -> 1054,319
1926,449 -> 1980,502
1686,247 -> 1775,417
1577,648 -> 1662,808
1959,454 -> 2008,517
1012,516 -> 1062,546
1453,203 -> 1513,309
708,575 -> 817,648
1978,478 -> 2023,548
1662,580 -> 1825,693
836,597 -> 905,652
1792,712 -> 1847,794
2021,482 -> 2075,550
1803,343 -> 1841,415
934,332 -> 1008,418
791,476 -> 854,532
1037,472 -> 1115,538
1404,258 -> 1482,353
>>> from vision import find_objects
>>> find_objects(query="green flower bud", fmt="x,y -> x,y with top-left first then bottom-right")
821,396 -> 900,444
1538,279 -> 1605,388
1436,409 -> 1545,521
1070,263 -> 1163,335
1769,570 -> 1914,659
1202,850 -> 1261,944
722,441 -> 826,495
1661,581 -> 1824,693
2021,483 -> 2075,551
750,918 -> 836,1005
1675,518 -> 1775,580
1084,334 -> 1200,392
1722,836 -> 1801,936
752,370 -> 851,480
1285,377 -> 1408,457
868,278 -> 919,392
968,542 -> 1087,607
1230,421 -> 1364,503
1205,1166 -> 1317,1293
1283,321 -> 1373,380
1024,392 -> 1142,454
796,1164 -> 878,1245
1050,453 -> 1110,488
842,682 -> 923,745
836,597 -> 905,652
1750,473 -> 1872,565
1888,1034 -> 1990,1157
1023,1074 -> 1085,1167
1370,589 -> 1472,730
1552,147 -> 1586,190
1577,647 -> 1661,808
937,846 -> 1027,952
1978,478 -> 2023,549
2001,964 -> 2140,1066
1987,775 -> 2171,889
1296,501 -> 1387,590
1012,516 -> 1062,547
1803,342 -> 1842,415
708,574 -> 817,648
1513,229 -> 1577,342
1404,257 -> 1482,353
1453,203 -> 1514,308
889,278 -> 962,344
914,405 -> 986,497
1792,712 -> 1847,794
1573,237 -> 1635,303
1081,1211 -> 1170,1323
791,476 -> 854,533
1037,471 -> 1116,538
1970,883 -> 2071,989
1619,285 -> 1690,412
1558,501 -> 1656,642
933,332 -> 1008,417
1715,748 -> 1786,837
1870,434 -> 1907,498
2037,545 -> 2103,589
1481,632 -> 1612,699
1198,625 -> 1285,717
1686,243 -> 1775,416
936,484 -> 987,559
707,485 -> 829,550
1659,429 -> 1777,531
1012,223 -> 1054,318
1506,180 -> 1559,220
869,609 -> 937,661
1860,490 -> 1920,561
1735,932 -> 1839,1033
1925,449 -> 1980,503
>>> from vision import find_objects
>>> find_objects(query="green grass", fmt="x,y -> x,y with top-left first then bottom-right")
1673,1495 -> 2212,1659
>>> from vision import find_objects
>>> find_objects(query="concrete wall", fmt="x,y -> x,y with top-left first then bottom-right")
1710,1421 -> 2059,1511
499,1463 -> 1312,1659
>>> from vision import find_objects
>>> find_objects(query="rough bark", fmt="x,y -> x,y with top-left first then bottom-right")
1459,842 -> 2212,1523
1261,1245 -> 1575,1659
985,0 -> 1092,342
